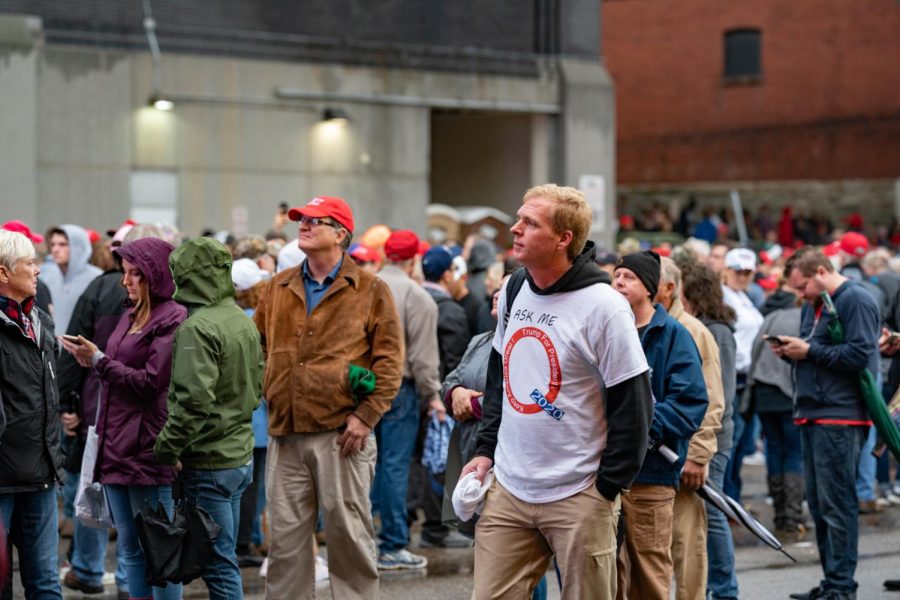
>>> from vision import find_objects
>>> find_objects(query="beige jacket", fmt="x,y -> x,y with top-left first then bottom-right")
377,264 -> 441,400
670,298 -> 725,465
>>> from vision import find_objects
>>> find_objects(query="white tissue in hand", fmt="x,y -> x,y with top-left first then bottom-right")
452,470 -> 493,522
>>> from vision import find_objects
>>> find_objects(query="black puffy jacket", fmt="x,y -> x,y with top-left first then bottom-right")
0,307 -> 65,492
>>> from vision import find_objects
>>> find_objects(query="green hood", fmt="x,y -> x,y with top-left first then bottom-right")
169,238 -> 235,307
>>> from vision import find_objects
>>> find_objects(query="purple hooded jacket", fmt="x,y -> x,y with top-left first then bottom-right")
94,238 -> 187,486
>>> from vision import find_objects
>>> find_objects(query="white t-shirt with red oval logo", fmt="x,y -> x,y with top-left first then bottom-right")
492,280 -> 648,503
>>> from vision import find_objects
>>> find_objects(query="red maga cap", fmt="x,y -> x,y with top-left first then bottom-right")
2,220 -> 43,244
288,196 -> 354,233
384,230 -> 420,261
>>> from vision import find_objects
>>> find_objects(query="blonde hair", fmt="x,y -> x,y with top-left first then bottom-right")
128,277 -> 151,334
523,184 -> 592,261
659,256 -> 682,299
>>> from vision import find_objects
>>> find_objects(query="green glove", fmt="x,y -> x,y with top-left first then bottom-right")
348,364 -> 376,401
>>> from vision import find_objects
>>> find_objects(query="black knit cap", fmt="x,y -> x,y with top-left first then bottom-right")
615,250 -> 661,299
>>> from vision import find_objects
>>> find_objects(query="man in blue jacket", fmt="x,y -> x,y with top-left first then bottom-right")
614,250 -> 708,600
776,249 -> 879,600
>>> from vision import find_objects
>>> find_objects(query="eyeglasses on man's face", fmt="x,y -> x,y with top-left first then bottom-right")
298,216 -> 339,229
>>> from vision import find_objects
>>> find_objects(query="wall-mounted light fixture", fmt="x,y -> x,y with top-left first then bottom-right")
143,0 -> 173,111
322,108 -> 350,124
148,95 -> 174,111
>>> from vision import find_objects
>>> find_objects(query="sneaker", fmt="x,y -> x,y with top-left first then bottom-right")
63,570 -> 104,594
377,548 -> 428,570
315,555 -> 330,582
742,450 -> 766,466
101,571 -> 116,585
885,579 -> 900,591
887,490 -> 900,506
876,497 -> 891,509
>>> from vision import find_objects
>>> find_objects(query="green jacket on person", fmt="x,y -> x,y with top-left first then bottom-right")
154,237 -> 264,470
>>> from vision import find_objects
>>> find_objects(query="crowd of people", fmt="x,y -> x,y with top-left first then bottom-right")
0,184 -> 898,600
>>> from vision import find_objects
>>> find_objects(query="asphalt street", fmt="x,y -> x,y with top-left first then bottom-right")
32,462 -> 900,599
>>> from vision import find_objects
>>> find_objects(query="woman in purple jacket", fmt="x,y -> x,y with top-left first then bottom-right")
62,237 -> 186,600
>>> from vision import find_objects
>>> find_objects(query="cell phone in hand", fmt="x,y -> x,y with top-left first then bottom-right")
889,331 -> 900,343
765,335 -> 785,347
62,334 -> 83,345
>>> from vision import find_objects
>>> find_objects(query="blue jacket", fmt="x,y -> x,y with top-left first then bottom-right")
637,304 -> 709,487
793,279 -> 879,422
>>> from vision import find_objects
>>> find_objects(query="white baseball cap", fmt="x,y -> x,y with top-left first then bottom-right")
725,248 -> 756,271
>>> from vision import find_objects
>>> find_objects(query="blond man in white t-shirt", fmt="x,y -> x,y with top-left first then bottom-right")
461,184 -> 654,600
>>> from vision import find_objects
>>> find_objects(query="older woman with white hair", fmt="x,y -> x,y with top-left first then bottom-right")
0,229 -> 66,598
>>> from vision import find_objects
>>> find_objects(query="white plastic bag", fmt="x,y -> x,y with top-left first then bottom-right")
74,425 -> 112,528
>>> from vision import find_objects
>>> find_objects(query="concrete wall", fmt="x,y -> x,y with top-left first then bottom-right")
1,16 -> 616,247
0,15 -> 40,224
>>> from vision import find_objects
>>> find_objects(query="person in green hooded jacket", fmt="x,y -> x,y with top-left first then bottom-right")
154,237 -> 264,600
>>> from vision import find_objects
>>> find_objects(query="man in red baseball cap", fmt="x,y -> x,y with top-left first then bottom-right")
288,196 -> 355,234
254,196 -> 404,597
372,229 -> 440,569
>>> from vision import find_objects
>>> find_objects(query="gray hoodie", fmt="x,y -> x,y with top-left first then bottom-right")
38,224 -> 102,335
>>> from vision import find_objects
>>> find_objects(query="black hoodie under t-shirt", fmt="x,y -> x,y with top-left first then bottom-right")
474,242 -> 654,501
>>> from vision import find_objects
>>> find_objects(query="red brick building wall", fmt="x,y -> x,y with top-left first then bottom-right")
602,0 -> 900,185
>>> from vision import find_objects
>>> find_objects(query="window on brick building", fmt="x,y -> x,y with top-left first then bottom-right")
723,29 -> 761,81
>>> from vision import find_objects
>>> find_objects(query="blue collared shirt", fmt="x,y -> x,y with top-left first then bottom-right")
302,257 -> 343,315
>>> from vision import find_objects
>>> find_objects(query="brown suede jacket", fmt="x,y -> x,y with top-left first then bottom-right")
254,255 -> 404,434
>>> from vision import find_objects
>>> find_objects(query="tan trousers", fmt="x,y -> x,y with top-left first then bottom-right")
473,479 -> 620,600
616,483 -> 676,600
671,485 -> 708,600
264,431 -> 378,600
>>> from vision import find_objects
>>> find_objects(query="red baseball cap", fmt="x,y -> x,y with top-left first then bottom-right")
839,232 -> 868,257
2,220 -> 43,244
383,230 -> 420,261
823,241 -> 841,257
288,196 -> 354,233
350,245 -> 380,264
757,276 -> 778,291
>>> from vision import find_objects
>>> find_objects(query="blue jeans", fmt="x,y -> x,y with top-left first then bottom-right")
758,411 -> 802,476
801,424 -> 866,593
724,383 -> 758,501
706,450 -> 738,599
855,426 -> 877,501
180,463 -> 253,600
105,484 -> 181,600
371,380 -> 420,552
0,487 -> 63,599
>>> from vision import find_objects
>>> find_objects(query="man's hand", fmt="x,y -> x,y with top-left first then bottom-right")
338,414 -> 372,457
60,412 -> 80,436
175,460 -> 183,473
460,456 -> 493,484
429,396 -> 448,423
680,459 -> 707,490
879,327 -> 900,356
775,335 -> 809,360
450,387 -> 481,421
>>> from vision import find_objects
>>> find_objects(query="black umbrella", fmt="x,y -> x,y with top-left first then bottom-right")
135,498 -> 222,586
658,444 -> 796,562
